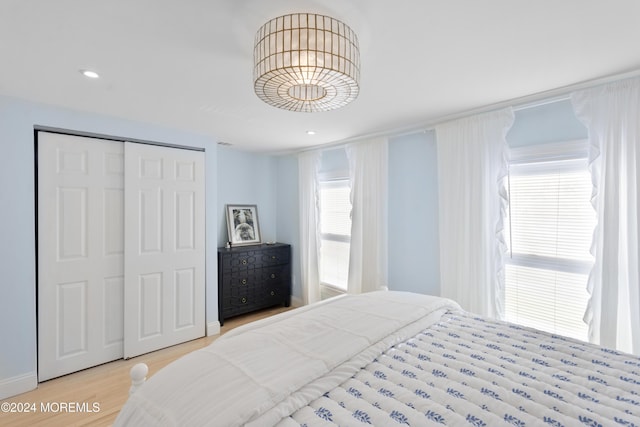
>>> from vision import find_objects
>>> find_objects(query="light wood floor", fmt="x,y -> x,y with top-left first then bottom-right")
0,306 -> 293,427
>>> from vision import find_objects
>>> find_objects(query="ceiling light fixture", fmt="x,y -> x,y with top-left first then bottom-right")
253,13 -> 360,112
80,69 -> 100,79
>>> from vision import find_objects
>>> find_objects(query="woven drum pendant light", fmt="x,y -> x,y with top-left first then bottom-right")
253,13 -> 360,112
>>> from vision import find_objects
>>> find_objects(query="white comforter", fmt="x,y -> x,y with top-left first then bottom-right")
115,292 -> 457,426
115,291 -> 640,426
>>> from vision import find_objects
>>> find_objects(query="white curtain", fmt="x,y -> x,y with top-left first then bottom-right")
345,138 -> 389,294
571,77 -> 640,355
435,108 -> 514,317
298,150 -> 321,305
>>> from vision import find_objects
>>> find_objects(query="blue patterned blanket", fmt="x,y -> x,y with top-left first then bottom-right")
282,312 -> 640,427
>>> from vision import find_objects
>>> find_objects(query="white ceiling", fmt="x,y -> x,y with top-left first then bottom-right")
1,0 -> 639,152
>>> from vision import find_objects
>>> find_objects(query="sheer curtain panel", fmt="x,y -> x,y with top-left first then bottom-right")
345,138 -> 389,294
298,150 -> 322,305
435,108 -> 514,317
572,77 -> 640,355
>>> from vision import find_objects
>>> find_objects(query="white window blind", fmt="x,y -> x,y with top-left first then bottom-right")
319,179 -> 351,289
504,141 -> 595,341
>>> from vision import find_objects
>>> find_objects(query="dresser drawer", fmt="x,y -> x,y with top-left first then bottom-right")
221,266 -> 288,292
259,247 -> 290,266
219,247 -> 290,272
221,269 -> 262,291
221,284 -> 288,317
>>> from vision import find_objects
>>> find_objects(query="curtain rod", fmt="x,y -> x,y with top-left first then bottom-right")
287,68 -> 640,155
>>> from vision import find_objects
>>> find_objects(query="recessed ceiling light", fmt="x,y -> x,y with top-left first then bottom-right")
306,130 -> 317,135
80,69 -> 100,79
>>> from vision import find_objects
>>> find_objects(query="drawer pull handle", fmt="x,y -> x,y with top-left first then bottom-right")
270,290 -> 275,296
271,274 -> 276,279
241,279 -> 247,285
271,256 -> 277,260
241,297 -> 247,304
241,259 -> 248,265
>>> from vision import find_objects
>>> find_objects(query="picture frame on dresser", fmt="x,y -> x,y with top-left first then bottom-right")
225,204 -> 261,246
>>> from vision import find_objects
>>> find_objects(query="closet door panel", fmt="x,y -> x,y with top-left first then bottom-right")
57,187 -> 88,259
139,188 -> 164,253
104,276 -> 125,346
57,281 -> 88,357
175,267 -> 196,328
38,132 -> 124,381
124,142 -> 205,358
176,191 -> 196,250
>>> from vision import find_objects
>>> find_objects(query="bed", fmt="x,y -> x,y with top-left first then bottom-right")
115,291 -> 640,426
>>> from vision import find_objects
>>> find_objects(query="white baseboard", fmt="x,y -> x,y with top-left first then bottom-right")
0,371 -> 37,400
207,320 -> 221,337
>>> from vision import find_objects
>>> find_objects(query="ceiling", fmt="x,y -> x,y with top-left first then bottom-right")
1,1 -> 639,153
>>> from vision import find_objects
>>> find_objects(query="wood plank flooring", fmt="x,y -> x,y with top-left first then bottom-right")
0,306 -> 293,427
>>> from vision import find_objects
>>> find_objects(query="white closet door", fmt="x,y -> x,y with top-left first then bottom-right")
123,142 -> 205,358
38,133 -> 125,381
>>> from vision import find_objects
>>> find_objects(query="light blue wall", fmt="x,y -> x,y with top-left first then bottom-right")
388,131 -> 440,295
216,148 -> 301,302
507,99 -> 587,146
319,147 -> 349,176
0,95 -> 218,398
216,146 -> 279,247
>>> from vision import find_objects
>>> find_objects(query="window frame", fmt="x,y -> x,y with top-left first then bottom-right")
504,139 -> 595,340
507,155 -> 593,276
318,179 -> 352,245
317,172 -> 352,291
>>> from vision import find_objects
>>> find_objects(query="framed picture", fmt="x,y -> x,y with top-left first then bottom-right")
225,204 -> 261,246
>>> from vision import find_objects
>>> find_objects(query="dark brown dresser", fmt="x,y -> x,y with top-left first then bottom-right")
217,243 -> 291,325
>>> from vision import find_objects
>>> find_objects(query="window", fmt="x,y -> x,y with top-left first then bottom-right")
319,179 -> 351,290
504,141 -> 596,341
